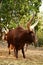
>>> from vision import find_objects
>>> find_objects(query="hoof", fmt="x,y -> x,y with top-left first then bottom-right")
9,52 -> 10,55
23,56 -> 26,58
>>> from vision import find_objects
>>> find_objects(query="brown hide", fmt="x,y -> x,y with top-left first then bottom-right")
4,26 -> 37,58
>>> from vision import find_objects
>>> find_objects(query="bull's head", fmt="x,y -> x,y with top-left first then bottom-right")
27,13 -> 38,46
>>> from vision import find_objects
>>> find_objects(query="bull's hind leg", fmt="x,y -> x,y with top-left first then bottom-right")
22,48 -> 25,58
8,43 -> 11,55
9,48 -> 11,54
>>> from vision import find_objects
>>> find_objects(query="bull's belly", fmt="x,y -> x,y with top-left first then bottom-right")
17,43 -> 25,50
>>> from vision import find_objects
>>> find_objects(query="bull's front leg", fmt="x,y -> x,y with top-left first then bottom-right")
22,48 -> 25,58
14,48 -> 18,58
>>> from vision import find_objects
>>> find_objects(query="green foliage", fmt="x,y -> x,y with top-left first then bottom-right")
0,0 -> 41,29
0,0 -> 43,46
0,0 -> 14,23
37,30 -> 43,46
8,20 -> 17,29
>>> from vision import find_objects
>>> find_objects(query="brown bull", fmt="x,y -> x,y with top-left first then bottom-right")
4,26 -> 37,58
3,14 -> 38,58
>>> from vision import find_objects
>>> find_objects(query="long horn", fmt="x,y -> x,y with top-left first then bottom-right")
4,27 -> 9,34
30,20 -> 39,30
27,13 -> 35,30
4,29 -> 8,34
28,14 -> 35,23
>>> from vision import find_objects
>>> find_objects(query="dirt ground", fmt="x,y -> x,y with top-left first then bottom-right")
0,41 -> 43,65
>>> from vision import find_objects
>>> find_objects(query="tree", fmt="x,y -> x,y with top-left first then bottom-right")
0,0 -> 41,28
